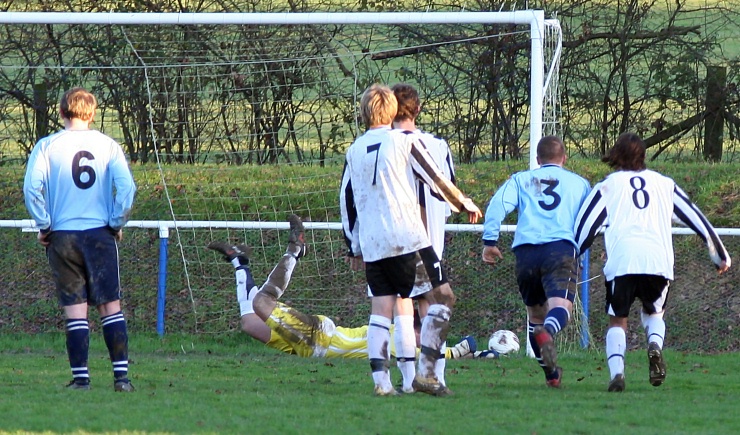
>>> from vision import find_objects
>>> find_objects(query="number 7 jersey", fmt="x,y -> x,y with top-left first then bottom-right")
340,126 -> 472,262
574,169 -> 730,280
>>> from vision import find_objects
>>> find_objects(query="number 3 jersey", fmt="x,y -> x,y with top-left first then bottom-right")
574,169 -> 730,280
482,164 -> 591,249
23,129 -> 136,232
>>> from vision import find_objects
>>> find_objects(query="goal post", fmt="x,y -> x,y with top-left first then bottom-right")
0,11 -> 568,348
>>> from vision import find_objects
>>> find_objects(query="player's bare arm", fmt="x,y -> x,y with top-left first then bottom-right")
407,136 -> 481,219
461,198 -> 483,223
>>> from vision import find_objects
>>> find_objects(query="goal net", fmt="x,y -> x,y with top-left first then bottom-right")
0,11 -> 596,351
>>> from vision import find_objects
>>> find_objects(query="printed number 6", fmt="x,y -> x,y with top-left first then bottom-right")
72,151 -> 96,190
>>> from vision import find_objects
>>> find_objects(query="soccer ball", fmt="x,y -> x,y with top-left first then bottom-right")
488,330 -> 520,355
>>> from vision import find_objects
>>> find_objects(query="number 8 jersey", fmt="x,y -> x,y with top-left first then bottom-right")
23,129 -> 136,232
574,169 -> 730,280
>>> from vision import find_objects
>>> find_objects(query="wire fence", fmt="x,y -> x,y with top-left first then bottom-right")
1,220 -> 736,354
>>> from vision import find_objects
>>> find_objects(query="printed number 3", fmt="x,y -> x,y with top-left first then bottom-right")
538,179 -> 561,211
72,150 -> 96,190
366,143 -> 380,185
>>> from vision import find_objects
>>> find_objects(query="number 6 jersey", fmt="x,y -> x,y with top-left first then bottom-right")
574,169 -> 730,280
23,129 -> 136,232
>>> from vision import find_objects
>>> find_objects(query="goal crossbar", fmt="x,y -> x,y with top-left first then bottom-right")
0,10 -> 548,167
0,11 -> 543,26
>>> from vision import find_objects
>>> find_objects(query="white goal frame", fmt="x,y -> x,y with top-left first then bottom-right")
0,11 -> 562,340
0,10 -> 554,168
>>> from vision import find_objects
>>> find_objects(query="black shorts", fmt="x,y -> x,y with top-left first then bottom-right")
46,227 -> 122,307
605,274 -> 671,317
365,246 -> 447,298
512,240 -> 578,307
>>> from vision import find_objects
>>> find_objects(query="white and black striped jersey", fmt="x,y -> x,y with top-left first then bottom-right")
574,169 -> 731,280
404,129 -> 455,259
24,129 -> 136,232
340,126 -> 471,262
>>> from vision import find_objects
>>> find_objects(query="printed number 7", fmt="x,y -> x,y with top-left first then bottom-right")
366,143 -> 380,185
434,261 -> 442,281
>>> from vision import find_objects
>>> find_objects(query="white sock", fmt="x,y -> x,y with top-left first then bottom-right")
230,258 -> 241,268
641,311 -> 666,349
368,315 -> 393,391
435,342 -> 447,386
418,304 -> 451,379
235,269 -> 257,316
393,315 -> 416,391
606,327 -> 626,380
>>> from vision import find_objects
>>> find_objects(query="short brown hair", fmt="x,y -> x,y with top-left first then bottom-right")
59,87 -> 97,121
602,132 -> 647,171
359,84 -> 397,128
537,135 -> 565,163
391,83 -> 420,123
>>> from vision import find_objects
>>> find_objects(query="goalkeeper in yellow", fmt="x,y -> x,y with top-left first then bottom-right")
208,215 -> 479,360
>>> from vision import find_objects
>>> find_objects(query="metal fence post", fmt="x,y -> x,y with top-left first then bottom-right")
156,225 -> 169,336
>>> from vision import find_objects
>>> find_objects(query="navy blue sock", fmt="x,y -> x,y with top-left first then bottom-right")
66,318 -> 90,384
528,321 -> 550,375
544,306 -> 570,338
101,312 -> 129,381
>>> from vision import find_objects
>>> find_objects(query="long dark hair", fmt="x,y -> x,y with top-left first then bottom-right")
602,132 -> 647,171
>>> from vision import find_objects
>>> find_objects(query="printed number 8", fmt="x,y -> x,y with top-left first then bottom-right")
630,176 -> 649,209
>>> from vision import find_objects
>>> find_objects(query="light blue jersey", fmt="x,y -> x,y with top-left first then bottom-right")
483,164 -> 590,249
23,129 -> 136,232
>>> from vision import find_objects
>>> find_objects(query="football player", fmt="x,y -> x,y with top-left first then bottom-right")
482,135 -> 591,388
388,83 -> 457,393
207,215 -> 479,361
23,87 -> 136,392
339,84 -> 482,396
574,132 -> 731,392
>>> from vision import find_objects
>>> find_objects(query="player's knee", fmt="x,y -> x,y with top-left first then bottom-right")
431,284 -> 455,308
252,293 -> 276,320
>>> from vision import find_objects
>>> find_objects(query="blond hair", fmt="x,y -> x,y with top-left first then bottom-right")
59,87 -> 97,121
359,84 -> 397,128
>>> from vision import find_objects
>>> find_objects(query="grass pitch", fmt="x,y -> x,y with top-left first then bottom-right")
1,333 -> 739,434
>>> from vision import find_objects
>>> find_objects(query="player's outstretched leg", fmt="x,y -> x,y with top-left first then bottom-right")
207,242 -> 251,266
208,242 -> 259,319
448,336 -> 476,359
258,215 -> 308,302
286,214 -> 307,259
